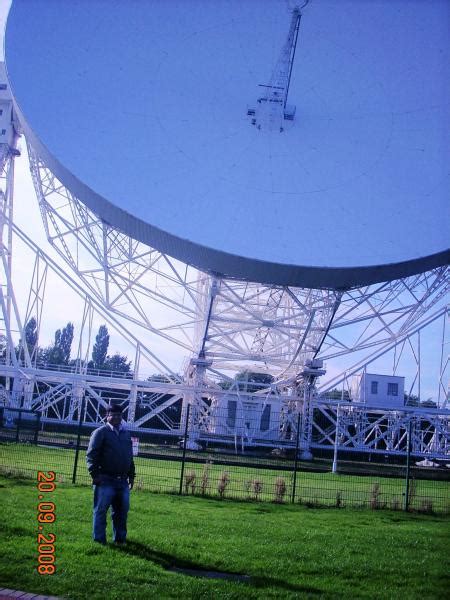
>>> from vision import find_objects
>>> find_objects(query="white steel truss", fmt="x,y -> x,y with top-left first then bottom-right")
28,143 -> 449,389
312,401 -> 449,459
0,228 -> 448,457
0,129 -> 449,459
1,362 -> 448,459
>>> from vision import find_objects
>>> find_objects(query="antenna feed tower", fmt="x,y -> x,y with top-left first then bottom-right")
247,3 -> 306,132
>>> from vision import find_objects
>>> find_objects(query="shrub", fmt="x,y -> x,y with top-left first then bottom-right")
184,470 -> 196,495
200,462 -> 211,496
304,496 -> 320,508
370,483 -> 382,510
217,471 -> 230,499
418,498 -> 433,514
390,497 -> 401,511
408,478 -> 417,507
134,477 -> 144,491
0,467 -> 15,478
274,477 -> 287,503
252,478 -> 263,501
244,480 -> 252,499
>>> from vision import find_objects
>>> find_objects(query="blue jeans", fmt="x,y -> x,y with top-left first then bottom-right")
92,476 -> 130,543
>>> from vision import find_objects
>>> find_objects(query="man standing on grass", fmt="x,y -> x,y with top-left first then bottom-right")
86,402 -> 135,545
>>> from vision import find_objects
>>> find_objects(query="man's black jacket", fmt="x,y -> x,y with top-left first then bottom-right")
86,425 -> 135,480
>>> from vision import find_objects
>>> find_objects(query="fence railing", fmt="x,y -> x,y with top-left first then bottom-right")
0,405 -> 448,514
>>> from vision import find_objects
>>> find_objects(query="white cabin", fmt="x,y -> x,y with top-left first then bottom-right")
351,373 -> 405,409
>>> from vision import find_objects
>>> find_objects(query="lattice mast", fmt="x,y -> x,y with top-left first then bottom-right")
248,3 -> 305,131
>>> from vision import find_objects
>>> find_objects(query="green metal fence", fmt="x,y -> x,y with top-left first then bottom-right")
0,406 -> 448,513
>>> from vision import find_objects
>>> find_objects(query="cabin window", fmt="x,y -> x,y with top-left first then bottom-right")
387,382 -> 398,396
227,400 -> 237,427
260,404 -> 271,431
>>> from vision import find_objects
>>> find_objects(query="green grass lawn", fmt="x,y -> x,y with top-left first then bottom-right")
1,475 -> 449,599
1,442 -> 449,513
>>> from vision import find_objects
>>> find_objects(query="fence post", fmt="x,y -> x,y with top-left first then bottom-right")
15,409 -> 22,442
291,411 -> 302,503
179,402 -> 190,495
404,418 -> 412,511
332,404 -> 340,474
34,410 -> 41,445
72,396 -> 86,484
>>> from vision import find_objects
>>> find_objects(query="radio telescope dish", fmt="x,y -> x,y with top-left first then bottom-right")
5,0 -> 449,289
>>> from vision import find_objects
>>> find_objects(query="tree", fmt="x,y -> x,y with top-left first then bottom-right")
323,388 -> 351,401
24,317 -> 38,357
43,322 -> 74,365
0,333 -> 8,357
16,316 -> 39,362
0,334 -> 6,362
235,370 -> 274,392
91,325 -> 109,369
0,335 -> 7,388
89,325 -> 132,377
404,393 -> 419,407
219,370 -> 275,391
420,398 -> 437,409
147,373 -> 176,384
103,352 -> 132,375
59,322 -> 74,364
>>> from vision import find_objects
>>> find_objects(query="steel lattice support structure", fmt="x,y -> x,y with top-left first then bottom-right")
0,65 -> 26,400
0,119 -> 449,458
313,401 -> 449,459
28,143 -> 449,384
1,0 -> 449,460
0,359 -> 449,459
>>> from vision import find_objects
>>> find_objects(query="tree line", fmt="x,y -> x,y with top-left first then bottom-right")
13,318 -> 131,374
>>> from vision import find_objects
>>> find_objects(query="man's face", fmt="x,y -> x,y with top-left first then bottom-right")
107,410 -> 122,427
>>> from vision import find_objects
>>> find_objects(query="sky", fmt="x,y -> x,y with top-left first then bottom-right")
1,1 -> 448,403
